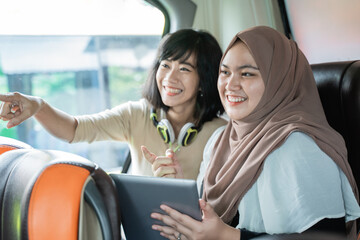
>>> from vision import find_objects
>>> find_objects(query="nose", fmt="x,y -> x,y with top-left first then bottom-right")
225,74 -> 241,91
164,68 -> 178,83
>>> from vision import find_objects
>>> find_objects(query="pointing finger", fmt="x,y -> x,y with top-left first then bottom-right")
141,145 -> 157,164
0,92 -> 19,103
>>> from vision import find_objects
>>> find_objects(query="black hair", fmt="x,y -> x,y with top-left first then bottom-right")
142,28 -> 224,127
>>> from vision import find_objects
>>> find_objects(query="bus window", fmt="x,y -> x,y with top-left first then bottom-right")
0,0 -> 165,170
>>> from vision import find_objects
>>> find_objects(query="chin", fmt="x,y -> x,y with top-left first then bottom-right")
226,110 -> 245,121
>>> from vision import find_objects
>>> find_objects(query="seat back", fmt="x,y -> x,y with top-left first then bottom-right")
311,60 -> 360,233
311,60 -> 360,191
0,149 -> 121,240
0,136 -> 32,155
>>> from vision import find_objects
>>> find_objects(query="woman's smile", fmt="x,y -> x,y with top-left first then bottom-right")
163,86 -> 183,96
226,94 -> 247,105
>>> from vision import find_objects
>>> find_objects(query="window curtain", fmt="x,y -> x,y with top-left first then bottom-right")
192,0 -> 284,50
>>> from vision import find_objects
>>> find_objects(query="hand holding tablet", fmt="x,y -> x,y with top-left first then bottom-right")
110,174 -> 202,240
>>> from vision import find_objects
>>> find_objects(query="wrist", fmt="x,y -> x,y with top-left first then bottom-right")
219,221 -> 241,239
36,98 -> 46,114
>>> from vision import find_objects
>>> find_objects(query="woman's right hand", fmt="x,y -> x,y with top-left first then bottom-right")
0,92 -> 44,128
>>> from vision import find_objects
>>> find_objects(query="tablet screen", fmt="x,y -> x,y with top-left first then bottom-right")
110,174 -> 202,240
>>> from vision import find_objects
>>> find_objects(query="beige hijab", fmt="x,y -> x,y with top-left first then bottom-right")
203,26 -> 359,231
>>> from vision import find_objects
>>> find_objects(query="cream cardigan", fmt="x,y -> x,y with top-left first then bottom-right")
72,98 -> 227,179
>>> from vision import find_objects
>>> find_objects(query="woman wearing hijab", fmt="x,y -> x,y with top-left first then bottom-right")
150,26 -> 360,239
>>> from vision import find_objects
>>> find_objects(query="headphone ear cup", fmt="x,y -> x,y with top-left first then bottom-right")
178,123 -> 198,146
157,119 -> 175,144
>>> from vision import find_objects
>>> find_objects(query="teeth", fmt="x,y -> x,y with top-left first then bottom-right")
165,86 -> 182,94
227,96 -> 246,102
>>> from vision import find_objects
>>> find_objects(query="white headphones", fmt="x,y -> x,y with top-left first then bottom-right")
150,108 -> 198,147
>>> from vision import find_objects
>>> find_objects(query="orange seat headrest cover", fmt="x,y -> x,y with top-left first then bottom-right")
0,136 -> 32,155
27,164 -> 90,240
0,145 -> 17,155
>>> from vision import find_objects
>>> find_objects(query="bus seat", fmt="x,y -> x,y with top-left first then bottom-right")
0,136 -> 32,155
311,60 -> 360,235
0,149 -> 121,240
311,60 -> 360,191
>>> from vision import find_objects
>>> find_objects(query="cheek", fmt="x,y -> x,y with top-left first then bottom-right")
155,71 -> 162,89
218,82 -> 228,104
249,80 -> 265,105
155,70 -> 161,82
217,80 -> 225,96
255,81 -> 265,100
185,75 -> 200,95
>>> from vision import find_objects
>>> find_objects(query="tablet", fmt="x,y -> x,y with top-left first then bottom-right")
110,173 -> 202,240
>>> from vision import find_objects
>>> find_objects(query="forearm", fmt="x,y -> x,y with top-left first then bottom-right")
35,101 -> 77,142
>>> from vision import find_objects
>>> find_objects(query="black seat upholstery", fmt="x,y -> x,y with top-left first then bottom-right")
312,60 -> 360,236
311,60 -> 360,192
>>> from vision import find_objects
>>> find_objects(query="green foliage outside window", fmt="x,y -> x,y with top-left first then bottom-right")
0,66 -> 17,138
108,66 -> 148,107
32,72 -> 76,98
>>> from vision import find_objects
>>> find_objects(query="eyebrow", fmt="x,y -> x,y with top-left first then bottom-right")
164,59 -> 196,69
221,63 -> 259,70
180,61 -> 196,69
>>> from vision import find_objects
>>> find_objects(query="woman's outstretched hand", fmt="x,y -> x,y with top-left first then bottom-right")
141,145 -> 184,178
150,199 -> 240,240
0,92 -> 44,128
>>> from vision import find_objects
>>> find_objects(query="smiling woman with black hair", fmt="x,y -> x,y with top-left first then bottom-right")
0,29 -> 227,180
